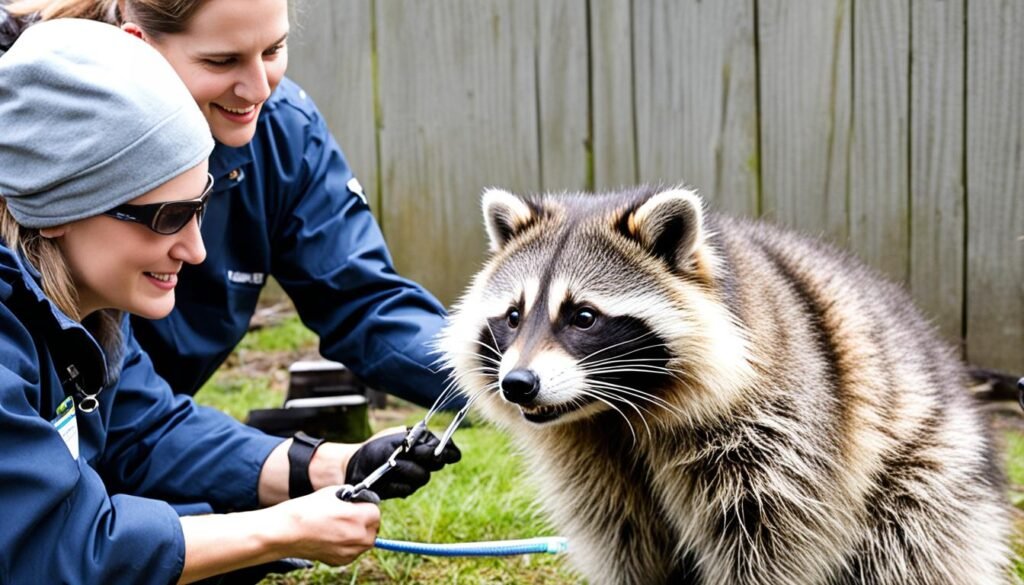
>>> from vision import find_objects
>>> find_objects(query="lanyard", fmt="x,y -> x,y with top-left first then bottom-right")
6,283 -> 103,413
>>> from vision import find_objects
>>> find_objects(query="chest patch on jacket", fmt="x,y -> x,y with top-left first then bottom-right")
227,270 -> 265,285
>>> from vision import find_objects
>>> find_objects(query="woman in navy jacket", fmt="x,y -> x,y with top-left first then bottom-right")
0,19 -> 457,584
6,0 -> 455,406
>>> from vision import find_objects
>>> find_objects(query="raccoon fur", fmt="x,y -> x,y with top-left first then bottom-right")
440,186 -> 1013,585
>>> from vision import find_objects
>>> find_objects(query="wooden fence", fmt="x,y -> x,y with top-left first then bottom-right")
287,0 -> 1023,372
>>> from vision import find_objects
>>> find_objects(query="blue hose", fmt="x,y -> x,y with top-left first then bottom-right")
374,536 -> 569,557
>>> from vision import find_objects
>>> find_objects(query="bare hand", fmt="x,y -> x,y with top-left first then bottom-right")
273,485 -> 380,565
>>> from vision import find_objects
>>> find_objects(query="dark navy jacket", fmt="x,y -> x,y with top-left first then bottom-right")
0,244 -> 283,584
132,78 -> 451,407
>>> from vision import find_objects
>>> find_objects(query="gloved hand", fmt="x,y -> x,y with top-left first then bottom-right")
345,429 -> 461,500
340,487 -> 381,505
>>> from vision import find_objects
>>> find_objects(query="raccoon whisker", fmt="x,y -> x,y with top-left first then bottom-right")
447,363 -> 500,377
584,379 -> 683,416
445,347 -> 502,367
482,319 -> 504,357
468,384 -> 499,404
577,387 -> 643,443
439,368 -> 499,407
582,356 -> 675,366
581,350 -> 687,374
441,362 -> 500,387
581,360 -> 690,384
581,365 -> 686,383
583,386 -> 654,440
429,364 -> 501,416
573,331 -> 659,364
440,381 -> 498,416
463,337 -> 503,357
428,375 -> 472,416
538,366 -> 674,431
579,342 -> 676,367
581,358 -> 692,383
426,352 -> 450,371
585,379 -> 679,411
575,331 -> 660,365
430,356 -> 499,412
582,363 -> 678,374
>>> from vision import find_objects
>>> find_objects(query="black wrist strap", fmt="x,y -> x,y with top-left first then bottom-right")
288,431 -> 325,499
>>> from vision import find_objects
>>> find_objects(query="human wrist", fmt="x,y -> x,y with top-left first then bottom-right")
259,503 -> 306,559
248,508 -> 290,557
307,442 -> 354,489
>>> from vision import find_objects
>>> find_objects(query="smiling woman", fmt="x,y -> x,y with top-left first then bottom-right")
1,4 -> 471,580
0,13 -> 212,333
126,0 -> 290,147
0,17 -> 463,585
4,0 -> 459,417
41,163 -> 210,319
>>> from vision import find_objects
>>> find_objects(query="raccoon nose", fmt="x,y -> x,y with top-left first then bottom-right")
501,369 -> 540,404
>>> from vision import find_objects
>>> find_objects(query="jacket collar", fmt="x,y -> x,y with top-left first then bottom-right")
209,140 -> 254,193
0,243 -> 109,391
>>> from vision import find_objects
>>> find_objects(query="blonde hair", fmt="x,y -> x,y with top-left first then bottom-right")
0,198 -> 124,379
7,0 -> 207,37
6,0 -> 117,23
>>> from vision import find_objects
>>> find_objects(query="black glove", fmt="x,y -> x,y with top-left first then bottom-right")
337,486 -> 381,505
345,430 -> 461,500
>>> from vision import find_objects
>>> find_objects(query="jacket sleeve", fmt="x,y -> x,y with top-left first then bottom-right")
97,319 -> 284,511
0,317 -> 184,584
269,99 -> 457,408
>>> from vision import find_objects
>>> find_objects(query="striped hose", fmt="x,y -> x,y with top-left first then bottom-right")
374,536 -> 569,557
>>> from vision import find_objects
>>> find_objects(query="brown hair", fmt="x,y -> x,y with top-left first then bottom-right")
0,198 -> 124,379
6,0 -> 207,37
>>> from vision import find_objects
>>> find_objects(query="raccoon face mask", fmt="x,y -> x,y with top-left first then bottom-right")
442,187 -> 753,431
441,186 -> 1010,584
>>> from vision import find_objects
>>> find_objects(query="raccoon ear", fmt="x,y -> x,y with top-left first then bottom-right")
625,188 -> 705,268
482,188 -> 534,253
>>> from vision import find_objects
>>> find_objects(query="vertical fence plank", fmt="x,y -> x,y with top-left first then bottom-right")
591,0 -> 638,191
966,0 -> 1024,372
850,0 -> 911,283
633,0 -> 759,217
376,1 -> 540,305
288,0 -> 377,210
758,0 -> 852,239
909,0 -> 965,345
288,0 -> 1019,368
538,0 -> 590,193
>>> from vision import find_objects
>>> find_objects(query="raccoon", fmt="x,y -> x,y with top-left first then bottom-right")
440,186 -> 1013,584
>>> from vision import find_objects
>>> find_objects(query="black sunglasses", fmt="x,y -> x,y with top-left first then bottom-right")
102,173 -> 215,235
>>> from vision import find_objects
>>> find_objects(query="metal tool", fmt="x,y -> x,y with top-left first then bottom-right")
336,393 -> 477,500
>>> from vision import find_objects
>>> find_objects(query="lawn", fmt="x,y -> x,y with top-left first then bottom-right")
195,313 -> 582,584
196,303 -> 1024,584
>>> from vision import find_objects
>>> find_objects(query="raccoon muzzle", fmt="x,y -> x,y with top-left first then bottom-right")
501,368 -> 540,404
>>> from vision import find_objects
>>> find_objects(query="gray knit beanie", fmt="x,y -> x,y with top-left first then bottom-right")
0,19 -> 213,228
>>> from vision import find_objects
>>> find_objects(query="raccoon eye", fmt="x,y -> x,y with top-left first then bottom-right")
506,307 -> 521,328
572,308 -> 597,329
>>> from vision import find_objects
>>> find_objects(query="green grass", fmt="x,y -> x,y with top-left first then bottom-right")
198,316 -> 1024,584
196,319 -> 581,584
1006,431 -> 1024,489
1005,431 -> 1024,580
195,374 -> 281,421
238,314 -> 318,353
272,412 -> 582,584
194,312 -> 318,420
